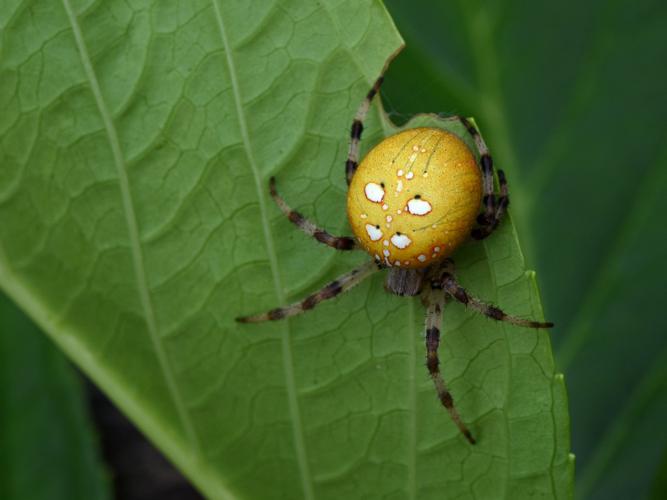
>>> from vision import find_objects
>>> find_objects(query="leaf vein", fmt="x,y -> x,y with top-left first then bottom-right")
61,0 -> 202,456
210,2 -> 315,499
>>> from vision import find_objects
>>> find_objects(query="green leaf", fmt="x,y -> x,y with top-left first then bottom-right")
383,0 -> 667,498
0,1 -> 570,498
0,293 -> 110,500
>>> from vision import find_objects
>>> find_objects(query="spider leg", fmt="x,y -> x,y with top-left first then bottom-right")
472,169 -> 508,240
446,116 -> 509,240
269,177 -> 357,251
236,260 -> 377,323
423,285 -> 476,444
436,260 -> 553,329
345,76 -> 384,185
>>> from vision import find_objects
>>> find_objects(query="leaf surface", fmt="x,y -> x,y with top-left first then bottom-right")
0,1 -> 570,498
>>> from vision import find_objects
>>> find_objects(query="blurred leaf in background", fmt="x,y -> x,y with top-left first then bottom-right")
383,0 -> 667,499
0,293 -> 110,500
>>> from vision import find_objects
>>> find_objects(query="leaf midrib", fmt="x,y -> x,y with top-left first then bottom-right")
60,0 -> 202,457
210,1 -> 315,499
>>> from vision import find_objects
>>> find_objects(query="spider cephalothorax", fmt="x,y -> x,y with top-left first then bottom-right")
236,75 -> 552,444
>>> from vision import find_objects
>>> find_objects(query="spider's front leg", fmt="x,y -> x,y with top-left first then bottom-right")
236,260 -> 378,323
421,283 -> 476,444
446,116 -> 509,240
436,259 -> 553,329
269,177 -> 358,251
345,75 -> 384,185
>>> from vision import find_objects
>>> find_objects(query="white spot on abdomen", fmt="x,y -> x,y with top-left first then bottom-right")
417,254 -> 427,262
406,172 -> 414,180
364,182 -> 385,203
407,198 -> 432,215
365,224 -> 383,241
390,233 -> 412,249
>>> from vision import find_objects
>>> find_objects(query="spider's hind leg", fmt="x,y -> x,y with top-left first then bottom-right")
269,177 -> 357,251
436,259 -> 553,329
236,260 -> 378,323
422,283 -> 476,444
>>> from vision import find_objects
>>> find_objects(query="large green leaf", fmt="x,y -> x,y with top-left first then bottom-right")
0,1 -> 570,498
0,293 -> 110,500
383,0 -> 667,498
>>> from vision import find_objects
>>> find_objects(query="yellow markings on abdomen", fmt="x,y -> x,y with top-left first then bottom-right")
347,127 -> 482,269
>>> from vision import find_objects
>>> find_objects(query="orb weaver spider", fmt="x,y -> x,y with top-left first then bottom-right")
236,75 -> 553,444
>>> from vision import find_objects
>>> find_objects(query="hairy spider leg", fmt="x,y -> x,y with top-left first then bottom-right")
444,116 -> 509,240
471,167 -> 509,240
436,260 -> 553,329
235,260 -> 378,323
423,285 -> 476,444
269,177 -> 357,251
473,168 -> 509,240
345,76 -> 385,185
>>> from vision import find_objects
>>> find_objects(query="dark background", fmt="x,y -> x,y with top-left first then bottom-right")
2,0 -> 666,499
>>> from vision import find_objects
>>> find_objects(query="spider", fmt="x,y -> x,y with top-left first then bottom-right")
236,75 -> 553,444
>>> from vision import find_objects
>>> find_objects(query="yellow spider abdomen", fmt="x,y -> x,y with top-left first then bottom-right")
347,127 -> 482,269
